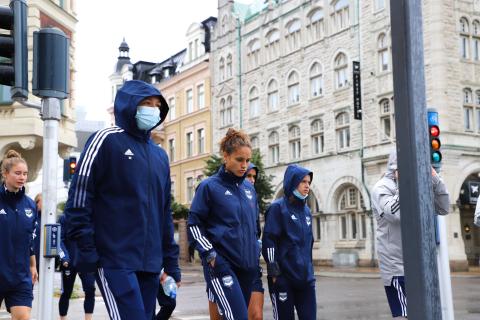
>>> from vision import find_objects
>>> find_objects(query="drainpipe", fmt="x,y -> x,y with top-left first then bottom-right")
233,12 -> 243,128
355,0 -> 376,267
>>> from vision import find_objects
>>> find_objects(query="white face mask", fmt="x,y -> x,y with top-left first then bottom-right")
135,106 -> 160,130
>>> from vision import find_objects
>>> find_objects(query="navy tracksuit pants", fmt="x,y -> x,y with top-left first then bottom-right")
58,266 -> 95,316
96,268 -> 160,320
203,260 -> 256,320
267,275 -> 316,320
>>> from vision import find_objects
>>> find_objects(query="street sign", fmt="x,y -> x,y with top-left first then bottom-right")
353,61 -> 362,120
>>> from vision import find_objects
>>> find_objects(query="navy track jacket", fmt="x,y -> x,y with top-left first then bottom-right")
0,186 -> 37,288
262,165 -> 315,284
58,214 -> 75,265
64,80 -> 180,281
188,165 -> 260,271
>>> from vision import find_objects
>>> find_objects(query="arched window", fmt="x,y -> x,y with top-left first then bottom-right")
285,19 -> 301,52
460,17 -> 470,59
311,119 -> 324,154
226,96 -> 233,125
247,39 -> 261,70
335,112 -> 350,149
265,29 -> 280,61
219,98 -> 226,127
287,71 -> 300,105
331,0 -> 349,32
334,52 -> 348,89
268,131 -> 280,164
473,20 -> 480,60
289,125 -> 301,160
219,57 -> 225,81
307,8 -> 324,42
309,62 -> 323,97
248,86 -> 260,118
267,79 -> 279,112
250,135 -> 259,151
378,33 -> 389,72
379,98 -> 395,140
221,15 -> 228,34
337,186 -> 366,240
226,54 -> 233,78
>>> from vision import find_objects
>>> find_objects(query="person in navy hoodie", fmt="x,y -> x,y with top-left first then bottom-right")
0,150 -> 38,320
262,164 -> 316,320
188,128 -> 260,320
64,80 -> 181,320
57,214 -> 96,320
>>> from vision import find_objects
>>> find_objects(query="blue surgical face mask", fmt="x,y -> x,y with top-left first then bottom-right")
293,189 -> 308,200
135,106 -> 160,131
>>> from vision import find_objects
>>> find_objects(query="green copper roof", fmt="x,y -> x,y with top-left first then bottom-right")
233,0 -> 269,22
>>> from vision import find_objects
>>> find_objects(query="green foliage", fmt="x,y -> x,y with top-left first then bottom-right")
171,196 -> 189,220
203,149 -> 275,215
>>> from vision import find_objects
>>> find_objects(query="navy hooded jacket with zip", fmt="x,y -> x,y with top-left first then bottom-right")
262,165 -> 315,285
187,165 -> 260,271
0,185 -> 37,289
64,80 -> 180,281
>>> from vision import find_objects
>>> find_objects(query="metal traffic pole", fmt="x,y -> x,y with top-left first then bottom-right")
32,27 -> 70,320
389,0 -> 442,319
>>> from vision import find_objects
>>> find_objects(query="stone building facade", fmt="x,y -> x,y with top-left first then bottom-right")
211,0 -> 480,269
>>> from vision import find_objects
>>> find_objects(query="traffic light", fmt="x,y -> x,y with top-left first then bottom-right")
0,0 -> 28,101
63,156 -> 76,182
427,109 -> 442,170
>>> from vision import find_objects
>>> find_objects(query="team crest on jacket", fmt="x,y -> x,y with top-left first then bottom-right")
25,208 -> 33,218
245,189 -> 253,200
222,275 -> 234,287
279,292 -> 288,302
306,216 -> 311,226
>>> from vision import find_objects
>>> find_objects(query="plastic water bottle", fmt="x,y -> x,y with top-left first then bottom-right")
162,275 -> 177,299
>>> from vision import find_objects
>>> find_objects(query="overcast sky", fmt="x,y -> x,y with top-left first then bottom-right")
75,0 -> 219,121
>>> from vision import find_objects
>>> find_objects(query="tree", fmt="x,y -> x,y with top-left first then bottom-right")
203,149 -> 275,215
171,196 -> 189,220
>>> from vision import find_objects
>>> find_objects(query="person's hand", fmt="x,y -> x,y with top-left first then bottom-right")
31,266 -> 38,284
272,277 -> 276,284
160,271 -> 168,284
176,281 -> 182,288
209,258 -> 216,268
62,261 -> 69,268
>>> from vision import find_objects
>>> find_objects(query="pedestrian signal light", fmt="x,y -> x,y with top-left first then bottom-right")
427,110 -> 442,168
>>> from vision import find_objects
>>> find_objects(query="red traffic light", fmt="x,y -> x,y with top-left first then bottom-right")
429,125 -> 440,137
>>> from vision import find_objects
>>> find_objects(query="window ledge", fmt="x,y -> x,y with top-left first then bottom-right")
287,102 -> 301,107
309,95 -> 323,101
335,239 -> 366,249
334,86 -> 350,93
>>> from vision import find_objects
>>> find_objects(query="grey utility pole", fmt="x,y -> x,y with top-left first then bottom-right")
389,1 -> 442,319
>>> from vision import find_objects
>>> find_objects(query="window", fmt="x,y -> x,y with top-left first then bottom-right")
375,0 -> 385,11
168,97 -> 176,121
334,53 -> 348,89
310,62 -> 323,98
289,125 -> 301,160
220,98 -> 226,127
287,71 -> 300,105
336,112 -> 350,149
221,15 -> 227,34
247,39 -> 261,70
219,58 -> 225,81
187,177 -> 194,202
464,88 -> 480,132
186,89 -> 193,113
378,33 -> 389,72
331,0 -> 349,32
267,79 -> 279,112
251,135 -> 259,151
307,9 -> 324,43
249,86 -> 260,118
460,18 -> 470,59
380,98 -> 395,140
226,54 -> 233,78
269,131 -> 280,164
220,96 -> 233,127
197,84 -> 205,109
311,119 -> 324,155
197,128 -> 205,154
286,19 -> 301,52
0,85 -> 12,105
338,186 -> 367,240
171,180 -> 175,197
186,132 -> 193,157
226,96 -> 233,125
265,29 -> 280,61
168,138 -> 175,162
473,20 -> 480,61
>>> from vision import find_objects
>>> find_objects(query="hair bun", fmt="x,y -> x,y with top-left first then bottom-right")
4,149 -> 21,160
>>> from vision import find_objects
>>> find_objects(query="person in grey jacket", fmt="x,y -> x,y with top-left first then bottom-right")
371,150 -> 450,319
